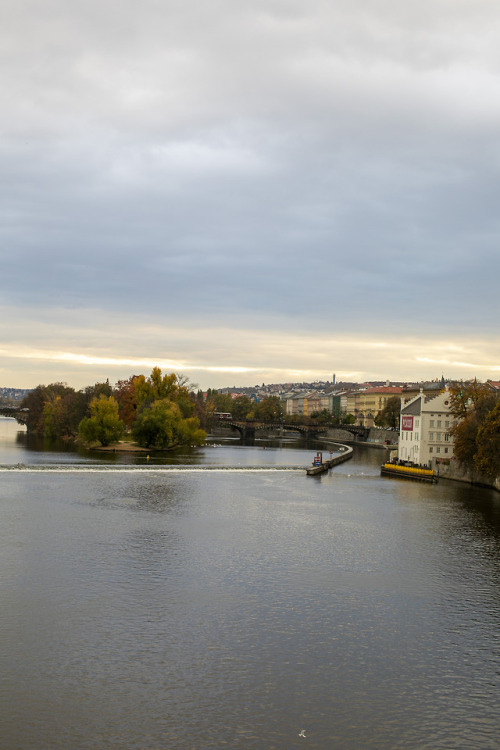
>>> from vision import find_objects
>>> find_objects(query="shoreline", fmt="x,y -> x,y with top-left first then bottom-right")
92,441 -> 149,453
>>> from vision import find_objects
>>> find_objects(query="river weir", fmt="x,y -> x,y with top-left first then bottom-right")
1,418 -> 499,749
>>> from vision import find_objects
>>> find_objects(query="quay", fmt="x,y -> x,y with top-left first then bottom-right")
306,446 -> 353,476
380,462 -> 437,483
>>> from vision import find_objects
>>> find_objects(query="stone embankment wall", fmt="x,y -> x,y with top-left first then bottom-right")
326,427 -> 397,446
432,459 -> 500,493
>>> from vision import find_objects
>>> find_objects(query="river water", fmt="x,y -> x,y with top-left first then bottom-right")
1,417 -> 499,749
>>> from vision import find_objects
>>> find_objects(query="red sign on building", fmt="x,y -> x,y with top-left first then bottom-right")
401,415 -> 414,431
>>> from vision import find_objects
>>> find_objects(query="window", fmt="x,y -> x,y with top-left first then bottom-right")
415,419 -> 420,428
437,420 -> 442,428
444,447 -> 449,454
415,432 -> 419,441
429,432 -> 434,440
429,447 -> 433,453
436,433 -> 441,442
444,433 -> 449,442
429,419 -> 435,428
445,421 -> 450,428
436,446 -> 441,453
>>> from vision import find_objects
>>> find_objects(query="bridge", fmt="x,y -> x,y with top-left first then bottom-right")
213,420 -> 370,443
331,424 -> 371,440
0,406 -> 29,425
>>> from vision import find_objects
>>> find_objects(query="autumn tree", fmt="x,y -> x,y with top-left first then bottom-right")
114,376 -> 140,427
473,400 -> 500,481
448,380 -> 496,421
127,369 -> 205,449
132,400 -> 205,450
449,381 -> 497,471
133,368 -> 182,407
78,396 -> 124,446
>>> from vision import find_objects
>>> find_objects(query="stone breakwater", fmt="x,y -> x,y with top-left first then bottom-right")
306,445 -> 353,475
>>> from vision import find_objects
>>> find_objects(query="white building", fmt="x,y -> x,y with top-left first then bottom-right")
398,387 -> 455,466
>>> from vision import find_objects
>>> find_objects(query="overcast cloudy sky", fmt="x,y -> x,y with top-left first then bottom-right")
1,0 -> 499,390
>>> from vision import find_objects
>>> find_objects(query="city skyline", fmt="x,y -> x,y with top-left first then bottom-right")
1,1 -> 499,389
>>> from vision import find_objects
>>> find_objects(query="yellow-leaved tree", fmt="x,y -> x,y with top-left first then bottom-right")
78,395 -> 124,446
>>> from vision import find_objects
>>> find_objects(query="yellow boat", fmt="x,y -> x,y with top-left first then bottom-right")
380,463 -> 437,483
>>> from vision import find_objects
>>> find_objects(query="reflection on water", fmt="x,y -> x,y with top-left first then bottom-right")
0,418 -> 499,748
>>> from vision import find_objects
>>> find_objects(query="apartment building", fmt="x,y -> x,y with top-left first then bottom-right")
344,386 -> 403,427
398,387 -> 455,466
285,391 -> 332,417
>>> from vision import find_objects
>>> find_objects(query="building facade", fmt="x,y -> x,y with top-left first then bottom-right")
357,386 -> 403,427
398,388 -> 455,466
343,387 -> 402,427
285,391 -> 334,417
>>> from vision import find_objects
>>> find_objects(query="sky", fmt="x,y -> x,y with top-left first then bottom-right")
1,0 -> 499,390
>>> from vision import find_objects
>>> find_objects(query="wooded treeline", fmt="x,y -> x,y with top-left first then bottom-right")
21,368 -> 209,450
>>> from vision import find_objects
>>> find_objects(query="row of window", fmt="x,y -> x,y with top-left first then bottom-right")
403,431 -> 451,445
429,419 -> 450,428
429,432 -> 450,442
402,431 -> 419,440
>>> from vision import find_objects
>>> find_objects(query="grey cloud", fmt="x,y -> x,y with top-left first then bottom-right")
1,0 -> 500,370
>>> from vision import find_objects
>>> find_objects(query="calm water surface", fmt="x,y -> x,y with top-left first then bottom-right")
1,418 -> 499,749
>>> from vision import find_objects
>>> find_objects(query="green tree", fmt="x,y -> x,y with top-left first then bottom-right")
78,396 -> 124,446
132,399 -> 205,449
42,394 -> 81,438
286,413 -> 312,425
341,413 -> 355,425
201,390 -> 237,430
375,396 -> 400,429
208,391 -> 234,414
310,409 -> 333,425
84,381 -> 113,402
22,383 -> 76,434
231,395 -> 253,420
254,396 -> 283,422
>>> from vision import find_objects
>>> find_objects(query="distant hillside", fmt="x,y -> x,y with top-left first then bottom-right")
0,387 -> 33,404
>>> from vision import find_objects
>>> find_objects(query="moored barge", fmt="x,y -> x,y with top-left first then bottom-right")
381,462 -> 437,483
